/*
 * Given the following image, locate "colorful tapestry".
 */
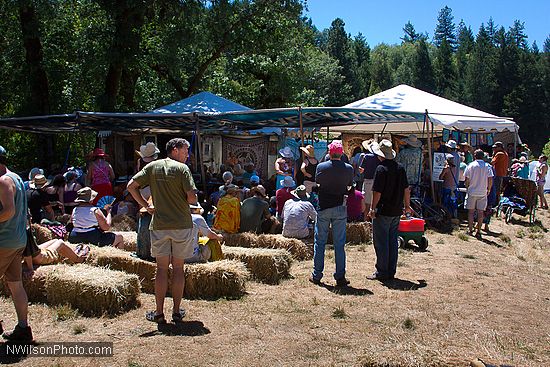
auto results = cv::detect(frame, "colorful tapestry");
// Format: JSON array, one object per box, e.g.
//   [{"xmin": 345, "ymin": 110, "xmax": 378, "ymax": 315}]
[{"xmin": 222, "ymin": 137, "xmax": 269, "ymax": 178}]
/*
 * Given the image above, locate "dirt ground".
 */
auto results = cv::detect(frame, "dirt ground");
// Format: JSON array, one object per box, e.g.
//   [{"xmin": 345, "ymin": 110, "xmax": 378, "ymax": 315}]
[{"xmin": 1, "ymin": 198, "xmax": 549, "ymax": 367}]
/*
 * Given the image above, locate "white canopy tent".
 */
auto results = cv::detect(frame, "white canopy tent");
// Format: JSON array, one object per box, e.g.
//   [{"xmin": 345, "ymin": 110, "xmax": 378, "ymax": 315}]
[{"xmin": 326, "ymin": 84, "xmax": 519, "ymax": 134}]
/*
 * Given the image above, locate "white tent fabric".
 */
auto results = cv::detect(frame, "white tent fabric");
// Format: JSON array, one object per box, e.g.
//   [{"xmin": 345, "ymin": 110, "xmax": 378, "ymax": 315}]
[{"xmin": 341, "ymin": 84, "xmax": 518, "ymax": 133}]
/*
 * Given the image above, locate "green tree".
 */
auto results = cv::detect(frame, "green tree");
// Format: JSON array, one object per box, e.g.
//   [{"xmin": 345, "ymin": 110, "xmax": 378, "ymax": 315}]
[
  {"xmin": 401, "ymin": 21, "xmax": 419, "ymax": 44},
  {"xmin": 455, "ymin": 20, "xmax": 475, "ymax": 102},
  {"xmin": 434, "ymin": 6, "xmax": 457, "ymax": 50},
  {"xmin": 434, "ymin": 38, "xmax": 455, "ymax": 98},
  {"xmin": 411, "ymin": 39, "xmax": 435, "ymax": 93}
]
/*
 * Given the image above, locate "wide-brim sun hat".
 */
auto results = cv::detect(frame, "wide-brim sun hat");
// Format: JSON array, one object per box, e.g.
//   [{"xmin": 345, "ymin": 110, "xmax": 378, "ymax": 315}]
[
  {"xmin": 361, "ymin": 139, "xmax": 375, "ymax": 152},
  {"xmin": 137, "ymin": 142, "xmax": 160, "ymax": 163},
  {"xmin": 74, "ymin": 187, "xmax": 98, "ymax": 203},
  {"xmin": 299, "ymin": 145, "xmax": 315, "ymax": 157},
  {"xmin": 280, "ymin": 176, "xmax": 296, "ymax": 188},
  {"xmin": 279, "ymin": 146, "xmax": 294, "ymax": 158},
  {"xmin": 29, "ymin": 174, "xmax": 50, "ymax": 189},
  {"xmin": 445, "ymin": 140, "xmax": 457, "ymax": 150},
  {"xmin": 250, "ymin": 185, "xmax": 266, "ymax": 197},
  {"xmin": 291, "ymin": 185, "xmax": 309, "ymax": 200},
  {"xmin": 189, "ymin": 203, "xmax": 205, "ymax": 214},
  {"xmin": 403, "ymin": 134, "xmax": 422, "ymax": 148},
  {"xmin": 92, "ymin": 147, "xmax": 108, "ymax": 158},
  {"xmin": 370, "ymin": 139, "xmax": 396, "ymax": 160}
]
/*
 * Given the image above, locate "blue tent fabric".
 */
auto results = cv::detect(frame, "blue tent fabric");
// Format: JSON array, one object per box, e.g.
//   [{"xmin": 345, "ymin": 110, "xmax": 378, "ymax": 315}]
[{"xmin": 151, "ymin": 91, "xmax": 251, "ymax": 114}]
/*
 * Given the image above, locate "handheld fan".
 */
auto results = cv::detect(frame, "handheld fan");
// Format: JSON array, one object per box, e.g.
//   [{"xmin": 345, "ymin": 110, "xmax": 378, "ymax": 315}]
[{"xmin": 96, "ymin": 195, "xmax": 116, "ymax": 208}]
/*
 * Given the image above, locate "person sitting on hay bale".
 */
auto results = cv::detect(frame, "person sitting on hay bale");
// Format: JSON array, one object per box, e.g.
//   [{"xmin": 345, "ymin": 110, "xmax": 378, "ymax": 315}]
[
  {"xmin": 23, "ymin": 238, "xmax": 89, "ymax": 272},
  {"xmin": 68, "ymin": 187, "xmax": 124, "ymax": 248},
  {"xmin": 185, "ymin": 204, "xmax": 224, "ymax": 263},
  {"xmin": 281, "ymin": 185, "xmax": 317, "ymax": 239},
  {"xmin": 240, "ymin": 185, "xmax": 271, "ymax": 234},
  {"xmin": 346, "ymin": 182, "xmax": 365, "ymax": 222},
  {"xmin": 213, "ymin": 184, "xmax": 241, "ymax": 234}
]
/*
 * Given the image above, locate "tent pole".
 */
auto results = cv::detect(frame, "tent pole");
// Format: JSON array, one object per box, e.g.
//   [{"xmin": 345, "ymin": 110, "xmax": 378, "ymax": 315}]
[
  {"xmin": 513, "ymin": 123, "xmax": 517, "ymax": 158},
  {"xmin": 299, "ymin": 106, "xmax": 304, "ymax": 147},
  {"xmin": 194, "ymin": 113, "xmax": 208, "ymax": 196},
  {"xmin": 380, "ymin": 122, "xmax": 388, "ymax": 135},
  {"xmin": 425, "ymin": 110, "xmax": 435, "ymax": 203}
]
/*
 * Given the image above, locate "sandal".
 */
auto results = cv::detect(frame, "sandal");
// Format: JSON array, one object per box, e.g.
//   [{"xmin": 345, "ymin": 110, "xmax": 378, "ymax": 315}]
[
  {"xmin": 75, "ymin": 244, "xmax": 90, "ymax": 257},
  {"xmin": 145, "ymin": 311, "xmax": 166, "ymax": 324},
  {"xmin": 172, "ymin": 308, "xmax": 186, "ymax": 323}
]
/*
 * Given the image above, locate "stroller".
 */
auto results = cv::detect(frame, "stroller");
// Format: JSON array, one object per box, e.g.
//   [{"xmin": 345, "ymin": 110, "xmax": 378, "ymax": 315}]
[{"xmin": 496, "ymin": 177, "xmax": 537, "ymax": 224}]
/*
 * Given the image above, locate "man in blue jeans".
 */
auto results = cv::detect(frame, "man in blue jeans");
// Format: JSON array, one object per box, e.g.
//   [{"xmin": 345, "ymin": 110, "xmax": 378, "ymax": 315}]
[
  {"xmin": 367, "ymin": 139, "xmax": 412, "ymax": 281},
  {"xmin": 310, "ymin": 141, "xmax": 354, "ymax": 287}
]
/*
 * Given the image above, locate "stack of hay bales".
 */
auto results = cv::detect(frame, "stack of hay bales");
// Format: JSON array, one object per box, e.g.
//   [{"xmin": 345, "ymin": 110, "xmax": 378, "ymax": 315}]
[
  {"xmin": 111, "ymin": 214, "xmax": 137, "ymax": 232},
  {"xmin": 31, "ymin": 223, "xmax": 53, "ymax": 244},
  {"xmin": 345, "ymin": 222, "xmax": 372, "ymax": 244},
  {"xmin": 1, "ymin": 264, "xmax": 140, "ymax": 317},
  {"xmin": 87, "ymin": 246, "xmax": 249, "ymax": 299},
  {"xmin": 112, "ymin": 231, "xmax": 137, "ymax": 252},
  {"xmin": 224, "ymin": 233, "xmax": 312, "ymax": 261},
  {"xmin": 222, "ymin": 246, "xmax": 292, "ymax": 284}
]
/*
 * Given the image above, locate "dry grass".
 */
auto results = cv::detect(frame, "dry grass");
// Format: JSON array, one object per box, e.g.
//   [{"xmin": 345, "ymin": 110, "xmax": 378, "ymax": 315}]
[
  {"xmin": 1, "ymin": 194, "xmax": 549, "ymax": 367},
  {"xmin": 111, "ymin": 214, "xmax": 137, "ymax": 232},
  {"xmin": 222, "ymin": 246, "xmax": 292, "ymax": 284},
  {"xmin": 224, "ymin": 233, "xmax": 312, "ymax": 260}
]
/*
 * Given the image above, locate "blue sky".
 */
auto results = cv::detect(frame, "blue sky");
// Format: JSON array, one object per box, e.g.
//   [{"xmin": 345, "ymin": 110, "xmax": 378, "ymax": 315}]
[{"xmin": 305, "ymin": 0, "xmax": 550, "ymax": 48}]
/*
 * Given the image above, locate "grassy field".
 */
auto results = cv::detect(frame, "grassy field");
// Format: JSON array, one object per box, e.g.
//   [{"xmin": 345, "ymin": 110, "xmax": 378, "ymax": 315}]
[{"xmin": 1, "ymin": 200, "xmax": 549, "ymax": 366}]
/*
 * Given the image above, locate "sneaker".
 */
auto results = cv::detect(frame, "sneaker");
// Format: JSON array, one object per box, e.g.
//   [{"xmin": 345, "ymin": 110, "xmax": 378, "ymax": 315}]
[
  {"xmin": 308, "ymin": 276, "xmax": 321, "ymax": 285},
  {"xmin": 335, "ymin": 278, "xmax": 350, "ymax": 287},
  {"xmin": 366, "ymin": 273, "xmax": 393, "ymax": 281},
  {"xmin": 2, "ymin": 324, "xmax": 33, "ymax": 342}
]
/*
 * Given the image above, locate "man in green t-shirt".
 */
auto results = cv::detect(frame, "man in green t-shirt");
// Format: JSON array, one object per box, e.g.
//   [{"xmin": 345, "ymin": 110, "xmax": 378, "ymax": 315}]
[{"xmin": 128, "ymin": 138, "xmax": 197, "ymax": 324}]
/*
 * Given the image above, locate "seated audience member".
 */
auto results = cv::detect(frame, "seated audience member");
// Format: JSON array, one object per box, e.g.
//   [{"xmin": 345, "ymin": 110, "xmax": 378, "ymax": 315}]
[
  {"xmin": 185, "ymin": 204, "xmax": 224, "ymax": 263},
  {"xmin": 276, "ymin": 176, "xmax": 295, "ymax": 218},
  {"xmin": 44, "ymin": 174, "xmax": 66, "ymax": 216},
  {"xmin": 114, "ymin": 190, "xmax": 137, "ymax": 217},
  {"xmin": 27, "ymin": 174, "xmax": 55, "ymax": 223},
  {"xmin": 63, "ymin": 170, "xmax": 82, "ymax": 214},
  {"xmin": 308, "ymin": 184, "xmax": 320, "ymax": 211},
  {"xmin": 233, "ymin": 163, "xmax": 245, "ymax": 177},
  {"xmin": 213, "ymin": 184, "xmax": 241, "ymax": 234},
  {"xmin": 236, "ymin": 179, "xmax": 249, "ymax": 202},
  {"xmin": 242, "ymin": 163, "xmax": 259, "ymax": 187},
  {"xmin": 281, "ymin": 185, "xmax": 317, "ymax": 239},
  {"xmin": 268, "ymin": 196, "xmax": 277, "ymax": 216},
  {"xmin": 240, "ymin": 185, "xmax": 271, "ymax": 234},
  {"xmin": 245, "ymin": 175, "xmax": 261, "ymax": 199},
  {"xmin": 346, "ymin": 182, "xmax": 365, "ymax": 222},
  {"xmin": 68, "ymin": 187, "xmax": 123, "ymax": 248},
  {"xmin": 24, "ymin": 167, "xmax": 44, "ymax": 190},
  {"xmin": 23, "ymin": 239, "xmax": 89, "ymax": 269}
]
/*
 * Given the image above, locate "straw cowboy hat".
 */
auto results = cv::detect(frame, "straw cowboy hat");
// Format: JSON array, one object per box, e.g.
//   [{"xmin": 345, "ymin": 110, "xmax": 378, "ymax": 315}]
[
  {"xmin": 74, "ymin": 187, "xmax": 98, "ymax": 204},
  {"xmin": 189, "ymin": 203, "xmax": 204, "ymax": 215},
  {"xmin": 361, "ymin": 139, "xmax": 375, "ymax": 152},
  {"xmin": 445, "ymin": 140, "xmax": 458, "ymax": 149},
  {"xmin": 136, "ymin": 142, "xmax": 160, "ymax": 163},
  {"xmin": 280, "ymin": 176, "xmax": 296, "ymax": 188},
  {"xmin": 403, "ymin": 134, "xmax": 422, "ymax": 148},
  {"xmin": 370, "ymin": 139, "xmax": 396, "ymax": 160},
  {"xmin": 299, "ymin": 145, "xmax": 315, "ymax": 157},
  {"xmin": 250, "ymin": 185, "xmax": 266, "ymax": 197},
  {"xmin": 29, "ymin": 174, "xmax": 50, "ymax": 189},
  {"xmin": 291, "ymin": 185, "xmax": 309, "ymax": 200},
  {"xmin": 278, "ymin": 146, "xmax": 294, "ymax": 159}
]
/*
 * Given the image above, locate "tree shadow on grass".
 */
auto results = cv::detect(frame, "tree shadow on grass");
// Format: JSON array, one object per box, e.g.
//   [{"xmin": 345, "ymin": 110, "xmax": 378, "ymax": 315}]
[
  {"xmin": 380, "ymin": 278, "xmax": 427, "ymax": 291},
  {"xmin": 139, "ymin": 320, "xmax": 210, "ymax": 337},
  {"xmin": 320, "ymin": 283, "xmax": 373, "ymax": 296}
]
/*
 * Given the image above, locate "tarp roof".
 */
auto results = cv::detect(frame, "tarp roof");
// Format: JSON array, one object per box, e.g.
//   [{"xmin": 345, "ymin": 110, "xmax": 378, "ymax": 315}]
[
  {"xmin": 0, "ymin": 107, "xmax": 425, "ymax": 134},
  {"xmin": 150, "ymin": 91, "xmax": 251, "ymax": 114},
  {"xmin": 329, "ymin": 84, "xmax": 518, "ymax": 134}
]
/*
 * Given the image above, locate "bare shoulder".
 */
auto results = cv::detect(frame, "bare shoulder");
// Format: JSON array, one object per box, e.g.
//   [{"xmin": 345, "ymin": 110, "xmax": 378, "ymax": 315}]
[{"xmin": 0, "ymin": 174, "xmax": 15, "ymax": 189}]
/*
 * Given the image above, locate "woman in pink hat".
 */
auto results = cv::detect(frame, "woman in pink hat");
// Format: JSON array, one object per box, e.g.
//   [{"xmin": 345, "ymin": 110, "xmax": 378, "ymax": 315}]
[{"xmin": 86, "ymin": 148, "xmax": 115, "ymax": 205}]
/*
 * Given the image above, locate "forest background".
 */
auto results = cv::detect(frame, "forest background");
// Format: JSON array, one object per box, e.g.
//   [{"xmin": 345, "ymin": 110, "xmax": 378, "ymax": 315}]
[{"xmin": 1, "ymin": 0, "xmax": 549, "ymax": 170}]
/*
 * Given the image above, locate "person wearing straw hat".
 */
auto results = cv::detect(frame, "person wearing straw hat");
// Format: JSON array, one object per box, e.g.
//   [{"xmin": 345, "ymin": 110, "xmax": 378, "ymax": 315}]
[
  {"xmin": 395, "ymin": 134, "xmax": 423, "ymax": 190},
  {"xmin": 68, "ymin": 187, "xmax": 124, "ymax": 248},
  {"xmin": 445, "ymin": 140, "xmax": 461, "ymax": 186},
  {"xmin": 275, "ymin": 146, "xmax": 295, "ymax": 190},
  {"xmin": 0, "ymin": 145, "xmax": 34, "ymax": 341},
  {"xmin": 127, "ymin": 137, "xmax": 197, "ymax": 324},
  {"xmin": 310, "ymin": 141, "xmax": 354, "ymax": 287},
  {"xmin": 185, "ymin": 203, "xmax": 224, "ymax": 263},
  {"xmin": 300, "ymin": 145, "xmax": 318, "ymax": 193},
  {"xmin": 367, "ymin": 139, "xmax": 412, "ymax": 281},
  {"xmin": 275, "ymin": 176, "xmax": 296, "ymax": 218},
  {"xmin": 26, "ymin": 174, "xmax": 55, "ymax": 224},
  {"xmin": 459, "ymin": 142, "xmax": 473, "ymax": 164},
  {"xmin": 358, "ymin": 138, "xmax": 381, "ymax": 218},
  {"xmin": 136, "ymin": 142, "xmax": 160, "ymax": 171},
  {"xmin": 281, "ymin": 185, "xmax": 317, "ymax": 239},
  {"xmin": 240, "ymin": 185, "xmax": 271, "ymax": 234},
  {"xmin": 86, "ymin": 147, "xmax": 115, "ymax": 205}
]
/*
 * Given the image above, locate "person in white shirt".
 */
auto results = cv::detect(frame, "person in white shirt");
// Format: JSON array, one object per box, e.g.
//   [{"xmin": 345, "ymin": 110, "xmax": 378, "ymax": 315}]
[
  {"xmin": 464, "ymin": 149, "xmax": 494, "ymax": 237},
  {"xmin": 281, "ymin": 185, "xmax": 317, "ymax": 239},
  {"xmin": 186, "ymin": 204, "xmax": 224, "ymax": 263}
]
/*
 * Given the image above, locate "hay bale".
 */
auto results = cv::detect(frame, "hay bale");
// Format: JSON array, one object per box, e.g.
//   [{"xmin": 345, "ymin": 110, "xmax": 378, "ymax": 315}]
[
  {"xmin": 87, "ymin": 245, "xmax": 156, "ymax": 293},
  {"xmin": 31, "ymin": 223, "xmax": 53, "ymax": 244},
  {"xmin": 111, "ymin": 214, "xmax": 137, "ymax": 232},
  {"xmin": 345, "ymin": 222, "xmax": 372, "ymax": 244},
  {"xmin": 45, "ymin": 264, "xmax": 140, "ymax": 317},
  {"xmin": 184, "ymin": 260, "xmax": 248, "ymax": 300},
  {"xmin": 0, "ymin": 266, "xmax": 55, "ymax": 303},
  {"xmin": 223, "ymin": 233, "xmax": 312, "ymax": 261},
  {"xmin": 112, "ymin": 231, "xmax": 137, "ymax": 252},
  {"xmin": 223, "ymin": 246, "xmax": 292, "ymax": 284}
]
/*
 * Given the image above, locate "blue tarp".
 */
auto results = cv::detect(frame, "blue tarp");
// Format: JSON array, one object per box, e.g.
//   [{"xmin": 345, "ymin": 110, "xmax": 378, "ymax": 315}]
[{"xmin": 151, "ymin": 91, "xmax": 251, "ymax": 114}]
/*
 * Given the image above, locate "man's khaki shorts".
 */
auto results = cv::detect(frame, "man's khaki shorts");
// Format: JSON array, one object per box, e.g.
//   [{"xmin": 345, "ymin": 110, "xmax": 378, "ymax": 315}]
[
  {"xmin": 150, "ymin": 228, "xmax": 195, "ymax": 260},
  {"xmin": 465, "ymin": 194, "xmax": 487, "ymax": 210},
  {"xmin": 0, "ymin": 247, "xmax": 24, "ymax": 282}
]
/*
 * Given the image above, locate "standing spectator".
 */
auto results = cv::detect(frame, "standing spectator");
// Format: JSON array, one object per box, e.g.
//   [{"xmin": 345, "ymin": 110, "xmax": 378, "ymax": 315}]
[
  {"xmin": 536, "ymin": 155, "xmax": 548, "ymax": 209},
  {"xmin": 275, "ymin": 147, "xmax": 295, "ymax": 190},
  {"xmin": 300, "ymin": 145, "xmax": 318, "ymax": 193},
  {"xmin": 367, "ymin": 139, "xmax": 411, "ymax": 281},
  {"xmin": 127, "ymin": 138, "xmax": 197, "ymax": 324},
  {"xmin": 491, "ymin": 141, "xmax": 509, "ymax": 195},
  {"xmin": 444, "ymin": 140, "xmax": 461, "ymax": 186},
  {"xmin": 136, "ymin": 142, "xmax": 160, "ymax": 172},
  {"xmin": 510, "ymin": 156, "xmax": 529, "ymax": 179},
  {"xmin": 213, "ymin": 184, "xmax": 241, "ymax": 234},
  {"xmin": 310, "ymin": 141, "xmax": 354, "ymax": 287},
  {"xmin": 282, "ymin": 185, "xmax": 317, "ymax": 239},
  {"xmin": 459, "ymin": 142, "xmax": 474, "ymax": 164},
  {"xmin": 86, "ymin": 148, "xmax": 115, "ymax": 205},
  {"xmin": 464, "ymin": 149, "xmax": 494, "ymax": 237},
  {"xmin": 276, "ymin": 176, "xmax": 295, "ymax": 218},
  {"xmin": 358, "ymin": 139, "xmax": 380, "ymax": 218},
  {"xmin": 395, "ymin": 134, "xmax": 423, "ymax": 189},
  {"xmin": 27, "ymin": 174, "xmax": 54, "ymax": 223},
  {"xmin": 240, "ymin": 185, "xmax": 270, "ymax": 234},
  {"xmin": 346, "ymin": 182, "xmax": 365, "ymax": 222},
  {"xmin": 439, "ymin": 154, "xmax": 458, "ymax": 218},
  {"xmin": 63, "ymin": 170, "xmax": 82, "ymax": 214},
  {"xmin": 0, "ymin": 145, "xmax": 33, "ymax": 341}
]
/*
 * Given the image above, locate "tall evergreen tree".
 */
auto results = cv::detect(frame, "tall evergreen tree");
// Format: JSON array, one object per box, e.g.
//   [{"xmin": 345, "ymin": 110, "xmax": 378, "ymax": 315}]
[
  {"xmin": 369, "ymin": 44, "xmax": 393, "ymax": 95},
  {"xmin": 434, "ymin": 6, "xmax": 457, "ymax": 50},
  {"xmin": 434, "ymin": 38, "xmax": 455, "ymax": 98},
  {"xmin": 401, "ymin": 21, "xmax": 419, "ymax": 44},
  {"xmin": 455, "ymin": 20, "xmax": 475, "ymax": 102},
  {"xmin": 326, "ymin": 18, "xmax": 354, "ymax": 104},
  {"xmin": 411, "ymin": 39, "xmax": 435, "ymax": 93},
  {"xmin": 352, "ymin": 33, "xmax": 371, "ymax": 98}
]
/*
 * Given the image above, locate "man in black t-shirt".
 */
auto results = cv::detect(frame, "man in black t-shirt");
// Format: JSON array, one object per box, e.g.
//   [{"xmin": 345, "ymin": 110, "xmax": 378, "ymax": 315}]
[
  {"xmin": 368, "ymin": 139, "xmax": 412, "ymax": 281},
  {"xmin": 310, "ymin": 141, "xmax": 354, "ymax": 287}
]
